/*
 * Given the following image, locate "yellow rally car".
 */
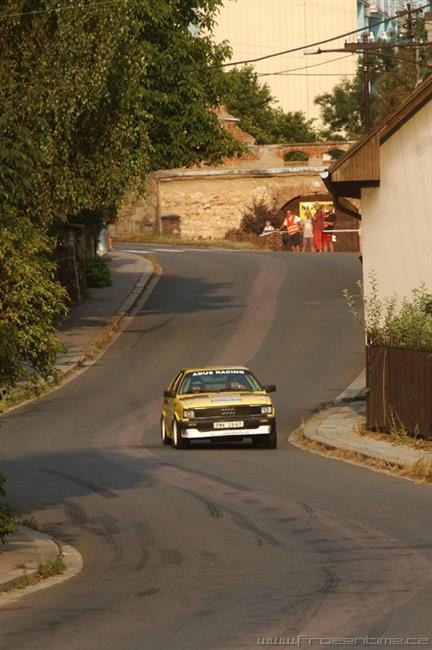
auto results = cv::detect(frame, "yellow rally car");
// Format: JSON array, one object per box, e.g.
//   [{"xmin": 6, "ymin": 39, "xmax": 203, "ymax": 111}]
[{"xmin": 161, "ymin": 366, "xmax": 277, "ymax": 449}]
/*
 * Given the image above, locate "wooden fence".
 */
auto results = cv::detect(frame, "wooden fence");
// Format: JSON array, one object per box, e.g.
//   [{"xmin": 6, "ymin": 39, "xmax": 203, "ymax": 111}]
[{"xmin": 366, "ymin": 345, "xmax": 432, "ymax": 440}]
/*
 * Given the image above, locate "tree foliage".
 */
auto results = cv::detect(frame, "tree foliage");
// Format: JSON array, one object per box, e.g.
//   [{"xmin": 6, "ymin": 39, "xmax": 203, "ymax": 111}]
[
  {"xmin": 314, "ymin": 12, "xmax": 432, "ymax": 139},
  {"xmin": 0, "ymin": 0, "xmax": 240, "ymax": 392},
  {"xmin": 0, "ymin": 472, "xmax": 17, "ymax": 546},
  {"xmin": 222, "ymin": 65, "xmax": 318, "ymax": 144},
  {"xmin": 314, "ymin": 69, "xmax": 369, "ymax": 140},
  {"xmin": 344, "ymin": 273, "xmax": 432, "ymax": 352}
]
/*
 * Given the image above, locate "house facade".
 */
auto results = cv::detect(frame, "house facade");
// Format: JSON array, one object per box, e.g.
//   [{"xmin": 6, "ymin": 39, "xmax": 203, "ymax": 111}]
[{"xmin": 323, "ymin": 74, "xmax": 432, "ymax": 302}]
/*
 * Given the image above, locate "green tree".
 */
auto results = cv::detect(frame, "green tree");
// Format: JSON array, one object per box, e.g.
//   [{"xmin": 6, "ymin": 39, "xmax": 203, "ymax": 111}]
[
  {"xmin": 222, "ymin": 65, "xmax": 318, "ymax": 143},
  {"xmin": 140, "ymin": 2, "xmax": 241, "ymax": 169},
  {"xmin": 0, "ymin": 472, "xmax": 16, "ymax": 546},
  {"xmin": 314, "ymin": 70, "xmax": 367, "ymax": 140},
  {"xmin": 314, "ymin": 12, "xmax": 432, "ymax": 138},
  {"xmin": 1, "ymin": 0, "xmax": 240, "ymax": 393}
]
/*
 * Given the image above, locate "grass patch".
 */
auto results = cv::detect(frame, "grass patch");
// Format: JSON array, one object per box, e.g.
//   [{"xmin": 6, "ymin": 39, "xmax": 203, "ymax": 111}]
[
  {"xmin": 296, "ymin": 429, "xmax": 432, "ymax": 484},
  {"xmin": 17, "ymin": 515, "xmax": 39, "ymax": 531},
  {"xmin": 354, "ymin": 421, "xmax": 432, "ymax": 454},
  {"xmin": 116, "ymin": 233, "xmax": 260, "ymax": 250},
  {"xmin": 37, "ymin": 557, "xmax": 66, "ymax": 579},
  {"xmin": 13, "ymin": 556, "xmax": 66, "ymax": 590}
]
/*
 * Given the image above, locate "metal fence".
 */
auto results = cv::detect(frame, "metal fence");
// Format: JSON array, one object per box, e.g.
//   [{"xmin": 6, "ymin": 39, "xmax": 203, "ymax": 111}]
[{"xmin": 366, "ymin": 345, "xmax": 432, "ymax": 440}]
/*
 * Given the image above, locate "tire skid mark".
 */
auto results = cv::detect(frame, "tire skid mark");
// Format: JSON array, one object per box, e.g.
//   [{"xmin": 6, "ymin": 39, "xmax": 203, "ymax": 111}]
[
  {"xmin": 63, "ymin": 500, "xmax": 90, "ymax": 528},
  {"xmin": 160, "ymin": 549, "xmax": 183, "ymax": 565},
  {"xmin": 123, "ymin": 447, "xmax": 432, "ymax": 638},
  {"xmin": 158, "ymin": 461, "xmax": 251, "ymax": 493},
  {"xmin": 223, "ymin": 505, "xmax": 284, "ymax": 548},
  {"xmin": 90, "ymin": 513, "xmax": 123, "ymax": 565},
  {"xmin": 134, "ymin": 523, "xmax": 154, "ymax": 571},
  {"xmin": 39, "ymin": 467, "xmax": 118, "ymax": 499},
  {"xmin": 94, "ymin": 512, "xmax": 121, "ymax": 535},
  {"xmin": 177, "ymin": 487, "xmax": 223, "ymax": 519},
  {"xmin": 135, "ymin": 587, "xmax": 160, "ymax": 598}
]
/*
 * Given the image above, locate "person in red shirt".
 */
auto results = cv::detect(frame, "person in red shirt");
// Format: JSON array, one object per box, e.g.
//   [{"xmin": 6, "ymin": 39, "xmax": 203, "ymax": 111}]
[
  {"xmin": 312, "ymin": 203, "xmax": 325, "ymax": 252},
  {"xmin": 323, "ymin": 209, "xmax": 336, "ymax": 252}
]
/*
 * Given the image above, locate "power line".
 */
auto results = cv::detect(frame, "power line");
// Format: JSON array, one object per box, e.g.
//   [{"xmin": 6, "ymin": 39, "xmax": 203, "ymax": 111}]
[
  {"xmin": 0, "ymin": 0, "xmax": 125, "ymax": 21},
  {"xmin": 221, "ymin": 2, "xmax": 431, "ymax": 68},
  {"xmin": 258, "ymin": 54, "xmax": 355, "ymax": 77}
]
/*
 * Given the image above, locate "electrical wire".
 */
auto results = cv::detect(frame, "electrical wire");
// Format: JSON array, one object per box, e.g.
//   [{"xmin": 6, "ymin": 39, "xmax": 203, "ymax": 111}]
[
  {"xmin": 0, "ymin": 0, "xmax": 125, "ymax": 21},
  {"xmin": 221, "ymin": 2, "xmax": 431, "ymax": 68},
  {"xmin": 258, "ymin": 53, "xmax": 355, "ymax": 77}
]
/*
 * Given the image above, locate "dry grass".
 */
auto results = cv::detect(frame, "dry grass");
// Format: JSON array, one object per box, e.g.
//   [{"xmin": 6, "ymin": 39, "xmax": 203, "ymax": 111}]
[
  {"xmin": 116, "ymin": 233, "xmax": 261, "ymax": 250},
  {"xmin": 354, "ymin": 422, "xmax": 432, "ymax": 453},
  {"xmin": 296, "ymin": 429, "xmax": 432, "ymax": 484}
]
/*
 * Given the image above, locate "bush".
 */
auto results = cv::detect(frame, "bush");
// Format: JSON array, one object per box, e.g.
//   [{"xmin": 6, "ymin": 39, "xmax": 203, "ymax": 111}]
[
  {"xmin": 0, "ymin": 473, "xmax": 17, "ymax": 546},
  {"xmin": 239, "ymin": 200, "xmax": 282, "ymax": 236},
  {"xmin": 344, "ymin": 272, "xmax": 432, "ymax": 351},
  {"xmin": 85, "ymin": 256, "xmax": 112, "ymax": 288},
  {"xmin": 283, "ymin": 151, "xmax": 309, "ymax": 162},
  {"xmin": 327, "ymin": 148, "xmax": 345, "ymax": 160}
]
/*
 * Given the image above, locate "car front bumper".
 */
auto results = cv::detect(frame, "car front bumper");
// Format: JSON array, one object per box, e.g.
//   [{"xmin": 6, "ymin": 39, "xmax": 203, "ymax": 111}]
[{"xmin": 180, "ymin": 417, "xmax": 274, "ymax": 439}]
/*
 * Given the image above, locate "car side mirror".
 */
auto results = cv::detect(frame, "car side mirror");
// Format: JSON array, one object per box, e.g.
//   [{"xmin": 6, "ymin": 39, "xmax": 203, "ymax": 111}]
[
  {"xmin": 263, "ymin": 384, "xmax": 276, "ymax": 393},
  {"xmin": 164, "ymin": 390, "xmax": 176, "ymax": 398}
]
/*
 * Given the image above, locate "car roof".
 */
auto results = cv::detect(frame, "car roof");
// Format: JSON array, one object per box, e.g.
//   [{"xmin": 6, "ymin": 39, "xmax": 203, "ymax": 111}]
[{"xmin": 181, "ymin": 366, "xmax": 250, "ymax": 374}]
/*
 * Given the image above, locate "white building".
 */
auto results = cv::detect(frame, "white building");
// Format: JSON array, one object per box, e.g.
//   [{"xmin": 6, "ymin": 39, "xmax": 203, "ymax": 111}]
[{"xmin": 323, "ymin": 74, "xmax": 432, "ymax": 303}]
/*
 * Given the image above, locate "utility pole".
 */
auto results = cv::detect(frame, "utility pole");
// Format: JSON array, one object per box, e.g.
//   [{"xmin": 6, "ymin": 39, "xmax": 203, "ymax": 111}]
[
  {"xmin": 361, "ymin": 32, "xmax": 371, "ymax": 133},
  {"xmin": 304, "ymin": 4, "xmax": 432, "ymax": 134}
]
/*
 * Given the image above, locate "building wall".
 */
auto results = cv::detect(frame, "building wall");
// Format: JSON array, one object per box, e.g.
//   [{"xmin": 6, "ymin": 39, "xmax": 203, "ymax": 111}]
[
  {"xmin": 361, "ymin": 101, "xmax": 432, "ymax": 302},
  {"xmin": 116, "ymin": 142, "xmax": 352, "ymax": 238},
  {"xmin": 212, "ymin": 0, "xmax": 358, "ymax": 120},
  {"xmin": 157, "ymin": 173, "xmax": 327, "ymax": 240}
]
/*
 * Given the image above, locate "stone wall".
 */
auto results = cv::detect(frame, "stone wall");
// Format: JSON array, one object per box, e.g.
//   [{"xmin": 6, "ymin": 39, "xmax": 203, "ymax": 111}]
[
  {"xmin": 116, "ymin": 141, "xmax": 352, "ymax": 240},
  {"xmin": 152, "ymin": 171, "xmax": 327, "ymax": 240}
]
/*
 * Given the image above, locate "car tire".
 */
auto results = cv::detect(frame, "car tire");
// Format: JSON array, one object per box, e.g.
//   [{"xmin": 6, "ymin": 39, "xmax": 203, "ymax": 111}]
[
  {"xmin": 161, "ymin": 417, "xmax": 171, "ymax": 445},
  {"xmin": 172, "ymin": 419, "xmax": 188, "ymax": 449},
  {"xmin": 263, "ymin": 424, "xmax": 277, "ymax": 449}
]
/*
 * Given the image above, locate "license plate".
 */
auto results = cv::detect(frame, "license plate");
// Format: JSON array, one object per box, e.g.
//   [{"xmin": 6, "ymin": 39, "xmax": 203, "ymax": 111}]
[{"xmin": 214, "ymin": 421, "xmax": 244, "ymax": 429}]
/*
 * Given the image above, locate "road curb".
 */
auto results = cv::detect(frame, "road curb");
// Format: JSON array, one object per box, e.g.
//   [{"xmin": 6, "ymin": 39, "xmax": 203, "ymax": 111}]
[
  {"xmin": 289, "ymin": 371, "xmax": 432, "ymax": 479},
  {"xmin": 0, "ymin": 527, "xmax": 83, "ymax": 601}
]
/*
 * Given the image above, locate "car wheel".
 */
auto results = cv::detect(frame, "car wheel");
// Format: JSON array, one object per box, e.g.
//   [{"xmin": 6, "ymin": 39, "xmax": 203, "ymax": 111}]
[
  {"xmin": 161, "ymin": 417, "xmax": 171, "ymax": 445},
  {"xmin": 263, "ymin": 424, "xmax": 277, "ymax": 449},
  {"xmin": 172, "ymin": 419, "xmax": 188, "ymax": 449}
]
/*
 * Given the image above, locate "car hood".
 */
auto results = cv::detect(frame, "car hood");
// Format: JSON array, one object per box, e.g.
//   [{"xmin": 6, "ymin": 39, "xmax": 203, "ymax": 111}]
[{"xmin": 180, "ymin": 392, "xmax": 272, "ymax": 408}]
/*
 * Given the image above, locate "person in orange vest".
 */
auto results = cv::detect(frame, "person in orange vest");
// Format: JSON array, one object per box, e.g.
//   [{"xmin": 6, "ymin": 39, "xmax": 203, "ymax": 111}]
[{"xmin": 280, "ymin": 209, "xmax": 302, "ymax": 252}]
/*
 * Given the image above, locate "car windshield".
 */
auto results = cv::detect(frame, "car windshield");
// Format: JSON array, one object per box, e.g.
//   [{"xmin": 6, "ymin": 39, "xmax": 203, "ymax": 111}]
[{"xmin": 179, "ymin": 369, "xmax": 262, "ymax": 395}]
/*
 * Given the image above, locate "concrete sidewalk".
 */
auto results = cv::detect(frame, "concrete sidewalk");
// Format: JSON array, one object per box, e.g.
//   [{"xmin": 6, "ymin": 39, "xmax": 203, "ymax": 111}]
[
  {"xmin": 56, "ymin": 251, "xmax": 153, "ymax": 376},
  {"xmin": 290, "ymin": 371, "xmax": 432, "ymax": 477},
  {"xmin": 0, "ymin": 250, "xmax": 153, "ymax": 598}
]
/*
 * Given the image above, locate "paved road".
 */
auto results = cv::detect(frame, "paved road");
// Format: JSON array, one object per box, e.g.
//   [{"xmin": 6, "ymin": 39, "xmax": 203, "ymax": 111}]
[{"xmin": 1, "ymin": 248, "xmax": 431, "ymax": 649}]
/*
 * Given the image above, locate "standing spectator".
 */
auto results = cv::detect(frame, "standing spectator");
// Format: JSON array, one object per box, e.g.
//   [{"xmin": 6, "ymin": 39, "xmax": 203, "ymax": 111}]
[
  {"xmin": 312, "ymin": 203, "xmax": 325, "ymax": 252},
  {"xmin": 323, "ymin": 209, "xmax": 336, "ymax": 253},
  {"xmin": 281, "ymin": 209, "xmax": 302, "ymax": 252},
  {"xmin": 302, "ymin": 213, "xmax": 314, "ymax": 252}
]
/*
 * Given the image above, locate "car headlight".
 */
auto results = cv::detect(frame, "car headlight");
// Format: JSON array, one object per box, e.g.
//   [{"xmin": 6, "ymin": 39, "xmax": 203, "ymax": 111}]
[
  {"xmin": 261, "ymin": 406, "xmax": 272, "ymax": 414},
  {"xmin": 183, "ymin": 409, "xmax": 195, "ymax": 418}
]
